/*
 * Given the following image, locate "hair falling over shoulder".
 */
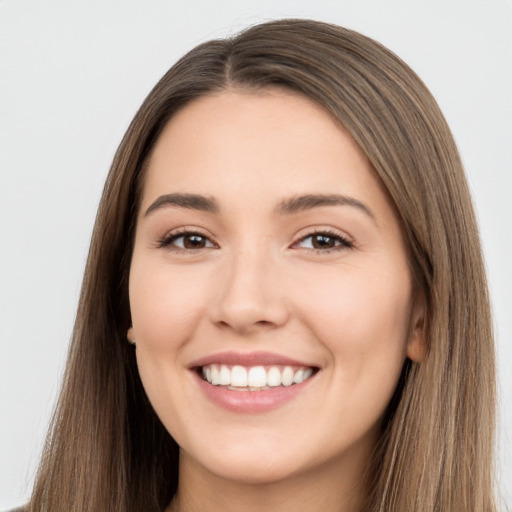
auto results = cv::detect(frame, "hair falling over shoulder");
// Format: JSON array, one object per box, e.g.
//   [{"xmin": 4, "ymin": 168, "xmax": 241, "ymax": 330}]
[{"xmin": 27, "ymin": 19, "xmax": 496, "ymax": 512}]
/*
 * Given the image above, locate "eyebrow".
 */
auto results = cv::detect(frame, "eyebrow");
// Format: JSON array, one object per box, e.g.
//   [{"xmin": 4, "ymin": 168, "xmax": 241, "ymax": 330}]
[
  {"xmin": 144, "ymin": 192, "xmax": 374, "ymax": 220},
  {"xmin": 145, "ymin": 193, "xmax": 219, "ymax": 216},
  {"xmin": 274, "ymin": 194, "xmax": 375, "ymax": 220}
]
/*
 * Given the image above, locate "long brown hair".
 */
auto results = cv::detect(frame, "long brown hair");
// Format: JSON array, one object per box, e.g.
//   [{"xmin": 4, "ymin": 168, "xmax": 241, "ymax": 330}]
[{"xmin": 28, "ymin": 19, "xmax": 496, "ymax": 511}]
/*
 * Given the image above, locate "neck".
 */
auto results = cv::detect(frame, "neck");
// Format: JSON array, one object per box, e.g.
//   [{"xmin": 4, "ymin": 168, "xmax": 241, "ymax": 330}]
[{"xmin": 167, "ymin": 444, "xmax": 373, "ymax": 512}]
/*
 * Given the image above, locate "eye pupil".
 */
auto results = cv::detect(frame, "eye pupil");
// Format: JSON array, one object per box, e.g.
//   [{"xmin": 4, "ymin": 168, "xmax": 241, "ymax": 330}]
[
  {"xmin": 184, "ymin": 235, "xmax": 206, "ymax": 249},
  {"xmin": 313, "ymin": 234, "xmax": 336, "ymax": 249}
]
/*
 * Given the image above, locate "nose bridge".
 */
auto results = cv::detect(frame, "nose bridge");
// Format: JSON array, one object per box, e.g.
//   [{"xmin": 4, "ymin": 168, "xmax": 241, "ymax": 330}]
[{"xmin": 211, "ymin": 237, "xmax": 288, "ymax": 333}]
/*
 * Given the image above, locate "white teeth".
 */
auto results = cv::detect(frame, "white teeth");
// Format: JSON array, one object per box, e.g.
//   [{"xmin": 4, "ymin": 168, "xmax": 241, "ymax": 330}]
[
  {"xmin": 267, "ymin": 366, "xmax": 281, "ymax": 387},
  {"xmin": 231, "ymin": 365, "xmax": 248, "ymax": 387},
  {"xmin": 211, "ymin": 365, "xmax": 220, "ymax": 385},
  {"xmin": 293, "ymin": 368, "xmax": 305, "ymax": 384},
  {"xmin": 219, "ymin": 364, "xmax": 231, "ymax": 385},
  {"xmin": 248, "ymin": 366, "xmax": 267, "ymax": 387},
  {"xmin": 201, "ymin": 364, "xmax": 315, "ymax": 389},
  {"xmin": 281, "ymin": 366, "xmax": 294, "ymax": 386}
]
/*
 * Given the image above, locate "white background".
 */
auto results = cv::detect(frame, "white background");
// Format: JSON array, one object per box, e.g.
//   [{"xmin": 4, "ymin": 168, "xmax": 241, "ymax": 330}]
[{"xmin": 0, "ymin": 1, "xmax": 510, "ymax": 509}]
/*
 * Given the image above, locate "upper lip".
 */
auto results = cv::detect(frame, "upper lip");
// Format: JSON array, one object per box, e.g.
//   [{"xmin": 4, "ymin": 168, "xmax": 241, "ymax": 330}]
[{"xmin": 189, "ymin": 351, "xmax": 317, "ymax": 369}]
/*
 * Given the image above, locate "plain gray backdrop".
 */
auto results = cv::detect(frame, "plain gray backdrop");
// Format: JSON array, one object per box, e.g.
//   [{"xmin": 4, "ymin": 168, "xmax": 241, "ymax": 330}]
[{"xmin": 1, "ymin": 0, "xmax": 511, "ymax": 509}]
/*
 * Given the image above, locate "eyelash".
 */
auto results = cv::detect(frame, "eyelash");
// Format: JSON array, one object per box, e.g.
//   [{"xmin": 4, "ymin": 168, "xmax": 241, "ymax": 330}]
[
  {"xmin": 157, "ymin": 228, "xmax": 215, "ymax": 252},
  {"xmin": 157, "ymin": 228, "xmax": 354, "ymax": 254},
  {"xmin": 292, "ymin": 229, "xmax": 354, "ymax": 253}
]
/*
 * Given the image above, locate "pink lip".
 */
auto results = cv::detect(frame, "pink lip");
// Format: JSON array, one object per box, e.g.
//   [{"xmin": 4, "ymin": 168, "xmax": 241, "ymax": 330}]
[
  {"xmin": 193, "ymin": 373, "xmax": 315, "ymax": 413},
  {"xmin": 189, "ymin": 351, "xmax": 315, "ymax": 369},
  {"xmin": 189, "ymin": 351, "xmax": 318, "ymax": 414}
]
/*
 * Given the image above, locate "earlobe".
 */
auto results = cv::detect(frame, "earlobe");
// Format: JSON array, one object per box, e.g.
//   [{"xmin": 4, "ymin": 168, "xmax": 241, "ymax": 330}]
[
  {"xmin": 406, "ymin": 293, "xmax": 426, "ymax": 362},
  {"xmin": 127, "ymin": 327, "xmax": 136, "ymax": 346}
]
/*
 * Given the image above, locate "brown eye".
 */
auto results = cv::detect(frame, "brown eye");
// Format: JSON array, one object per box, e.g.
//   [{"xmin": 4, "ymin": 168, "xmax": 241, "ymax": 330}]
[
  {"xmin": 182, "ymin": 234, "xmax": 208, "ymax": 249},
  {"xmin": 295, "ymin": 231, "xmax": 353, "ymax": 252},
  {"xmin": 159, "ymin": 231, "xmax": 216, "ymax": 251},
  {"xmin": 311, "ymin": 234, "xmax": 337, "ymax": 249}
]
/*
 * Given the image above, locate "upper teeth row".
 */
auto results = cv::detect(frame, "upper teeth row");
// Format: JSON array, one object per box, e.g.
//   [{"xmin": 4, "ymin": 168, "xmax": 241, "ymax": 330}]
[{"xmin": 202, "ymin": 364, "xmax": 313, "ymax": 388}]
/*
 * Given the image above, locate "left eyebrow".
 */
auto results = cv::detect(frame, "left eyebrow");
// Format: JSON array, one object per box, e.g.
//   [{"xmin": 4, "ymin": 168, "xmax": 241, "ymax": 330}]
[{"xmin": 274, "ymin": 194, "xmax": 375, "ymax": 221}]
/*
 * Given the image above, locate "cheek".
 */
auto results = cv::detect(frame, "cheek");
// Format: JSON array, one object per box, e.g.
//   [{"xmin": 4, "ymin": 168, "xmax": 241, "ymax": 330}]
[
  {"xmin": 300, "ymin": 261, "xmax": 410, "ymax": 332},
  {"xmin": 294, "ymin": 260, "xmax": 412, "ymax": 385},
  {"xmin": 128, "ymin": 259, "xmax": 213, "ymax": 351},
  {"xmin": 296, "ymin": 266, "xmax": 412, "ymax": 440},
  {"xmin": 128, "ymin": 259, "xmax": 215, "ymax": 432}
]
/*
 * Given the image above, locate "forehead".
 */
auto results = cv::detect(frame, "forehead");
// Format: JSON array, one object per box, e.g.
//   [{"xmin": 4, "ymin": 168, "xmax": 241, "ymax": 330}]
[{"xmin": 140, "ymin": 89, "xmax": 394, "ymax": 224}]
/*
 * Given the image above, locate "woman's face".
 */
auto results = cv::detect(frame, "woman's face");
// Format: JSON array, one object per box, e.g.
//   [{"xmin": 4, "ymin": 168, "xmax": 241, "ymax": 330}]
[{"xmin": 128, "ymin": 89, "xmax": 424, "ymax": 485}]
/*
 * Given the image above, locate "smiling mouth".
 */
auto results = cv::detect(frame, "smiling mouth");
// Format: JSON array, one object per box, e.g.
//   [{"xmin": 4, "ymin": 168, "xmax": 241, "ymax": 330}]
[{"xmin": 198, "ymin": 364, "xmax": 317, "ymax": 391}]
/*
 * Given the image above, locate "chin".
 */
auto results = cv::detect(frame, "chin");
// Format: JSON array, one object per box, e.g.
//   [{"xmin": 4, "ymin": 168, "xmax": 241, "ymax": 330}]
[{"xmin": 195, "ymin": 452, "xmax": 312, "ymax": 486}]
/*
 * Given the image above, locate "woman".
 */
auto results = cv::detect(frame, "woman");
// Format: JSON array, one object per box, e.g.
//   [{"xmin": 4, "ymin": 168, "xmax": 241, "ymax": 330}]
[{"xmin": 25, "ymin": 19, "xmax": 496, "ymax": 512}]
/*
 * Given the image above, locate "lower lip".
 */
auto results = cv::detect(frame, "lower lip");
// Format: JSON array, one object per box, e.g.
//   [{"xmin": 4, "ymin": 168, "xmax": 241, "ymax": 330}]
[{"xmin": 193, "ymin": 371, "xmax": 315, "ymax": 413}]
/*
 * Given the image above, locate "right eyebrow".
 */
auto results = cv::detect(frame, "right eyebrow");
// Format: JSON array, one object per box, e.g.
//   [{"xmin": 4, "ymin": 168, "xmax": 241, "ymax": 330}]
[{"xmin": 144, "ymin": 193, "xmax": 219, "ymax": 217}]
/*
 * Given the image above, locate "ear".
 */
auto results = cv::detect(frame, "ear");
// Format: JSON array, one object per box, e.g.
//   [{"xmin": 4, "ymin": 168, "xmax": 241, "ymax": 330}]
[
  {"xmin": 127, "ymin": 326, "xmax": 136, "ymax": 345},
  {"xmin": 406, "ymin": 291, "xmax": 426, "ymax": 362}
]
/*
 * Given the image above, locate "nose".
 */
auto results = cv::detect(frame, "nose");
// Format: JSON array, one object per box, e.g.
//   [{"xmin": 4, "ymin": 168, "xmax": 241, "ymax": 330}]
[{"xmin": 209, "ymin": 248, "xmax": 290, "ymax": 335}]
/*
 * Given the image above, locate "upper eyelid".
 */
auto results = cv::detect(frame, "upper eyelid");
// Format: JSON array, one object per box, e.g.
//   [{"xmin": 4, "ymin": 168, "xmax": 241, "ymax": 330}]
[
  {"xmin": 160, "ymin": 226, "xmax": 349, "ymax": 239},
  {"xmin": 158, "ymin": 226, "xmax": 353, "ymax": 251},
  {"xmin": 292, "ymin": 226, "xmax": 353, "ymax": 243},
  {"xmin": 163, "ymin": 226, "xmax": 214, "ymax": 240},
  {"xmin": 292, "ymin": 231, "xmax": 353, "ymax": 250},
  {"xmin": 157, "ymin": 227, "xmax": 218, "ymax": 249}
]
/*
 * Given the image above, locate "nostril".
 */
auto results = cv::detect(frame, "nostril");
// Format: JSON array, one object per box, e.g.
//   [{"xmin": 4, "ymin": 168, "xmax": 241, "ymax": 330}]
[
  {"xmin": 213, "ymin": 316, "xmax": 283, "ymax": 333},
  {"xmin": 255, "ymin": 320, "xmax": 273, "ymax": 326}
]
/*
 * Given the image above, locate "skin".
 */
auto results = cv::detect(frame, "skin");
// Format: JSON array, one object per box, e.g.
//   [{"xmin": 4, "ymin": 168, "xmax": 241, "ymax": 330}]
[{"xmin": 128, "ymin": 88, "xmax": 424, "ymax": 512}]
